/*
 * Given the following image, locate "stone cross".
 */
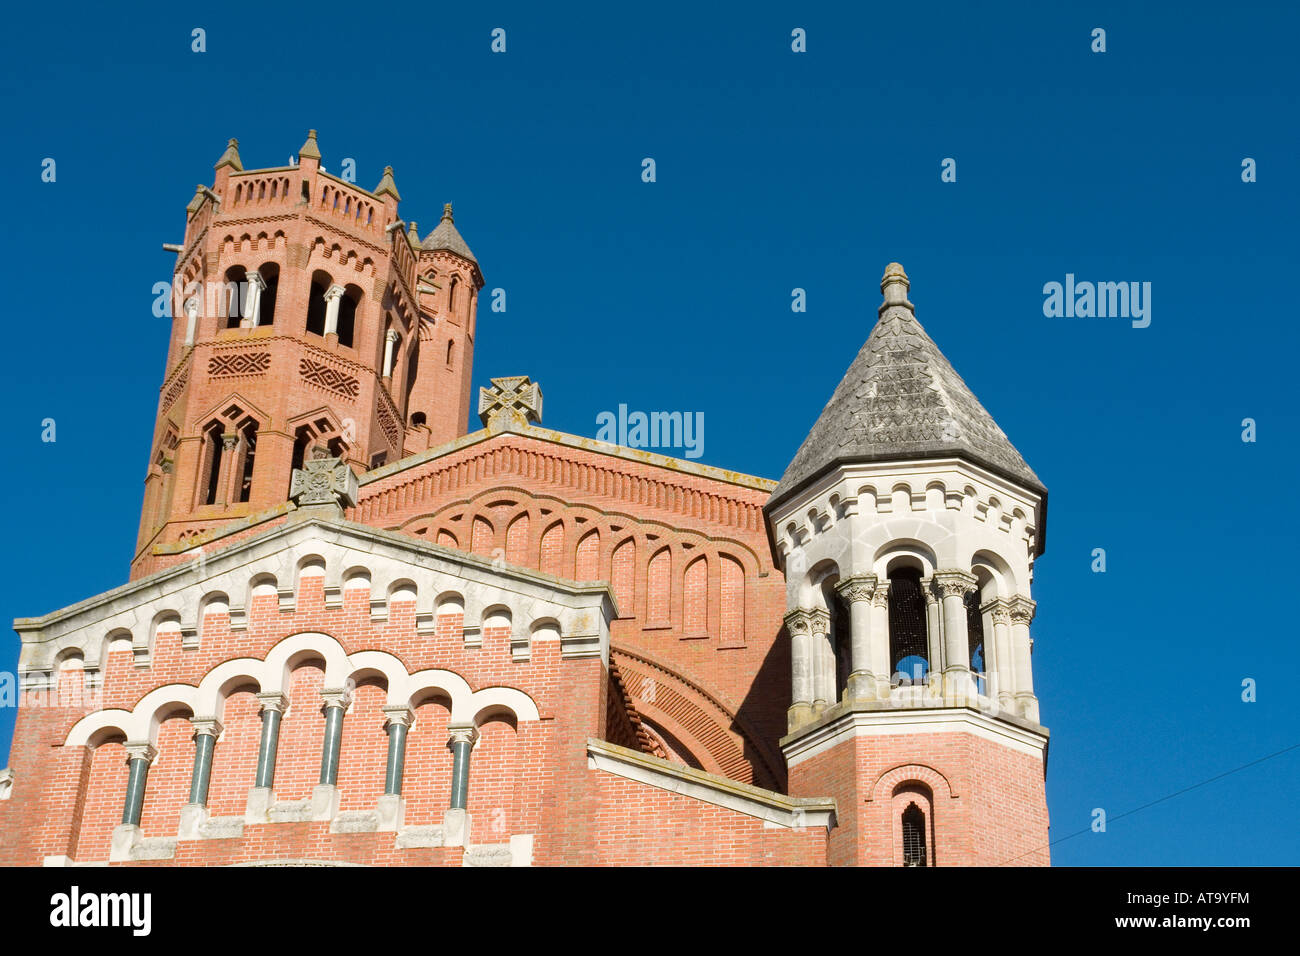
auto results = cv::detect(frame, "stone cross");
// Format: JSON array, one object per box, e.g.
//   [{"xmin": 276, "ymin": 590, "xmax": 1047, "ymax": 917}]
[
  {"xmin": 289, "ymin": 450, "xmax": 358, "ymax": 509},
  {"xmin": 478, "ymin": 375, "xmax": 543, "ymax": 431}
]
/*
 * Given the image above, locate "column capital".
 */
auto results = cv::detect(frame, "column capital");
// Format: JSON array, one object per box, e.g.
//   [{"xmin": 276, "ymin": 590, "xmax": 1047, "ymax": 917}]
[
  {"xmin": 1008, "ymin": 596, "xmax": 1037, "ymax": 625},
  {"xmin": 783, "ymin": 608, "xmax": 815, "ymax": 635},
  {"xmin": 932, "ymin": 568, "xmax": 978, "ymax": 598},
  {"xmin": 190, "ymin": 716, "xmax": 223, "ymax": 738},
  {"xmin": 988, "ymin": 601, "xmax": 1014, "ymax": 626},
  {"xmin": 256, "ymin": 691, "xmax": 289, "ymax": 714},
  {"xmin": 381, "ymin": 705, "xmax": 414, "ymax": 728},
  {"xmin": 870, "ymin": 584, "xmax": 890, "ymax": 608},
  {"xmin": 184, "ymin": 297, "xmax": 200, "ymax": 317},
  {"xmin": 447, "ymin": 724, "xmax": 479, "ymax": 748},
  {"xmin": 221, "ymin": 432, "xmax": 240, "ymax": 451},
  {"xmin": 834, "ymin": 574, "xmax": 877, "ymax": 603},
  {"xmin": 384, "ymin": 328, "xmax": 400, "ymax": 345},
  {"xmin": 319, "ymin": 686, "xmax": 353, "ymax": 710},
  {"xmin": 808, "ymin": 608, "xmax": 831, "ymax": 635},
  {"xmin": 245, "ymin": 269, "xmax": 267, "ymax": 291},
  {"xmin": 323, "ymin": 283, "xmax": 346, "ymax": 302},
  {"xmin": 123, "ymin": 741, "xmax": 158, "ymax": 765}
]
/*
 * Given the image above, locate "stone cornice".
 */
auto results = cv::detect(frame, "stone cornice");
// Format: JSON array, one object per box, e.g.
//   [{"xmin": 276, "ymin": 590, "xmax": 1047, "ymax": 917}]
[
  {"xmin": 586, "ymin": 739, "xmax": 836, "ymax": 830},
  {"xmin": 780, "ymin": 703, "xmax": 1050, "ymax": 768},
  {"xmin": 15, "ymin": 512, "xmax": 619, "ymax": 650},
  {"xmin": 360, "ymin": 422, "xmax": 776, "ymax": 494}
]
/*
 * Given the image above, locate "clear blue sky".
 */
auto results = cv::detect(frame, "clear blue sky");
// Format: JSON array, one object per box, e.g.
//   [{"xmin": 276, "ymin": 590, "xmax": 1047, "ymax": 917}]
[{"xmin": 1, "ymin": 1, "xmax": 1296, "ymax": 865}]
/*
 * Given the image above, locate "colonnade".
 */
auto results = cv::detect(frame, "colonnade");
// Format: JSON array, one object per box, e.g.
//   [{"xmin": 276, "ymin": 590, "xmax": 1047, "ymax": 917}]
[
  {"xmin": 785, "ymin": 570, "xmax": 1038, "ymax": 726},
  {"xmin": 116, "ymin": 687, "xmax": 482, "ymax": 828}
]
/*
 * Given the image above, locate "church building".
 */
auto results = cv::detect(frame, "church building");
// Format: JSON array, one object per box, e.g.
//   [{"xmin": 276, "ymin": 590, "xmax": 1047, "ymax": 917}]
[{"xmin": 0, "ymin": 133, "xmax": 1051, "ymax": 866}]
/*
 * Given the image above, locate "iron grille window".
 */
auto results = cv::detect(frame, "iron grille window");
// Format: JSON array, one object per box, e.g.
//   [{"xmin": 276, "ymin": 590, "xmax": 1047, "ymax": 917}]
[
  {"xmin": 888, "ymin": 568, "xmax": 929, "ymax": 680},
  {"xmin": 902, "ymin": 803, "xmax": 928, "ymax": 866}
]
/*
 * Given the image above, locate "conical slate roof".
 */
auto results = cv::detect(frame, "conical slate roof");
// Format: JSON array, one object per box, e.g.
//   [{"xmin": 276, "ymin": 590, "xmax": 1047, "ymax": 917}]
[
  {"xmin": 421, "ymin": 203, "xmax": 476, "ymax": 263},
  {"xmin": 770, "ymin": 263, "xmax": 1044, "ymax": 507}
]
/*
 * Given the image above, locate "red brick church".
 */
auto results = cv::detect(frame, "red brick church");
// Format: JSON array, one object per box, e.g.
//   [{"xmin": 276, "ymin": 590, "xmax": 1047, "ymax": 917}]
[{"xmin": 0, "ymin": 133, "xmax": 1051, "ymax": 866}]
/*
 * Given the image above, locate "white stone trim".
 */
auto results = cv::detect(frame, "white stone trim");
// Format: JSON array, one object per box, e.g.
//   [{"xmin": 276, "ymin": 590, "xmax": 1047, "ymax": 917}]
[
  {"xmin": 17, "ymin": 513, "xmax": 614, "ymax": 683},
  {"xmin": 587, "ymin": 739, "xmax": 835, "ymax": 830},
  {"xmin": 61, "ymin": 630, "xmax": 542, "ymax": 748},
  {"xmin": 782, "ymin": 706, "xmax": 1049, "ymax": 768}
]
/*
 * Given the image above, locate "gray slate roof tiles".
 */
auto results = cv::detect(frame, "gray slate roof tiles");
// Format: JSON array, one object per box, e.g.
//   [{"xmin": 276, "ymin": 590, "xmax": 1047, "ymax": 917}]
[{"xmin": 770, "ymin": 297, "xmax": 1044, "ymax": 506}]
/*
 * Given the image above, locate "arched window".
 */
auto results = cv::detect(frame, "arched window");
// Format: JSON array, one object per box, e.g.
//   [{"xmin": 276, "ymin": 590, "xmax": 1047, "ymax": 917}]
[
  {"xmin": 199, "ymin": 424, "xmax": 223, "ymax": 505},
  {"xmin": 410, "ymin": 412, "xmax": 427, "ymax": 427},
  {"xmin": 236, "ymin": 421, "xmax": 257, "ymax": 503},
  {"xmin": 224, "ymin": 266, "xmax": 247, "ymax": 329},
  {"xmin": 902, "ymin": 803, "xmax": 928, "ymax": 867},
  {"xmin": 306, "ymin": 278, "xmax": 327, "ymax": 336},
  {"xmin": 337, "ymin": 288, "xmax": 358, "ymax": 348},
  {"xmin": 966, "ymin": 590, "xmax": 987, "ymax": 694},
  {"xmin": 257, "ymin": 263, "xmax": 279, "ymax": 326},
  {"xmin": 448, "ymin": 276, "xmax": 459, "ymax": 312},
  {"xmin": 446, "ymin": 339, "xmax": 454, "ymax": 366},
  {"xmin": 824, "ymin": 582, "xmax": 852, "ymax": 701},
  {"xmin": 888, "ymin": 567, "xmax": 929, "ymax": 684}
]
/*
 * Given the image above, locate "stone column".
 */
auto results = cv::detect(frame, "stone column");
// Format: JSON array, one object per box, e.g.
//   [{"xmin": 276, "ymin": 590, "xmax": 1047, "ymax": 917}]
[
  {"xmin": 934, "ymin": 569, "xmax": 978, "ymax": 701},
  {"xmin": 785, "ymin": 609, "xmax": 814, "ymax": 729},
  {"xmin": 183, "ymin": 296, "xmax": 200, "ymax": 347},
  {"xmin": 869, "ymin": 584, "xmax": 891, "ymax": 696},
  {"xmin": 922, "ymin": 577, "xmax": 943, "ymax": 693},
  {"xmin": 322, "ymin": 284, "xmax": 345, "ymax": 339},
  {"xmin": 382, "ymin": 706, "xmax": 412, "ymax": 796},
  {"xmin": 809, "ymin": 608, "xmax": 832, "ymax": 712},
  {"xmin": 186, "ymin": 717, "xmax": 222, "ymax": 807},
  {"xmin": 110, "ymin": 741, "xmax": 158, "ymax": 861},
  {"xmin": 312, "ymin": 687, "xmax": 351, "ymax": 821},
  {"xmin": 120, "ymin": 742, "xmax": 158, "ymax": 827},
  {"xmin": 179, "ymin": 717, "xmax": 222, "ymax": 838},
  {"xmin": 988, "ymin": 601, "xmax": 1016, "ymax": 712},
  {"xmin": 1009, "ymin": 597, "xmax": 1039, "ymax": 721},
  {"xmin": 382, "ymin": 329, "xmax": 399, "ymax": 379},
  {"xmin": 836, "ymin": 575, "xmax": 878, "ymax": 700},
  {"xmin": 447, "ymin": 724, "xmax": 479, "ymax": 811},
  {"xmin": 215, "ymin": 433, "xmax": 239, "ymax": 507},
  {"xmin": 317, "ymin": 687, "xmax": 351, "ymax": 787},
  {"xmin": 242, "ymin": 270, "xmax": 266, "ymax": 328},
  {"xmin": 247, "ymin": 692, "xmax": 287, "ymax": 821},
  {"xmin": 377, "ymin": 706, "xmax": 413, "ymax": 832},
  {"xmin": 253, "ymin": 692, "xmax": 286, "ymax": 789}
]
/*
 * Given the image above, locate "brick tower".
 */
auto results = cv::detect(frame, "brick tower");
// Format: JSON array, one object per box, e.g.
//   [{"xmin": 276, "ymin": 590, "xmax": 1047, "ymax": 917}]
[
  {"xmin": 135, "ymin": 132, "xmax": 483, "ymax": 578},
  {"xmin": 765, "ymin": 263, "xmax": 1051, "ymax": 866}
]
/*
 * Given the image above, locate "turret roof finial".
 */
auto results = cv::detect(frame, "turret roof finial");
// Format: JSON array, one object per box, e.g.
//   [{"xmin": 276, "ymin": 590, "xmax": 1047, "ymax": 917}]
[
  {"xmin": 374, "ymin": 165, "xmax": 401, "ymax": 201},
  {"xmin": 214, "ymin": 138, "xmax": 242, "ymax": 172},
  {"xmin": 298, "ymin": 129, "xmax": 321, "ymax": 161},
  {"xmin": 880, "ymin": 262, "xmax": 911, "ymax": 311},
  {"xmin": 442, "ymin": 202, "xmax": 454, "ymax": 223}
]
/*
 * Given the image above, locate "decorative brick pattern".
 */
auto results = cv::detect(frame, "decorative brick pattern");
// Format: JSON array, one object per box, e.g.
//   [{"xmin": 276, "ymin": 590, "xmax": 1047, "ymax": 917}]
[
  {"xmin": 208, "ymin": 351, "xmax": 271, "ymax": 378},
  {"xmin": 298, "ymin": 357, "xmax": 359, "ymax": 399}
]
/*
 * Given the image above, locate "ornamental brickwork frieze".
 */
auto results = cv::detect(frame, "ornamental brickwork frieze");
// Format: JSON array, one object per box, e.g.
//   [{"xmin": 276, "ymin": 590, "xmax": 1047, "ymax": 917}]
[{"xmin": 208, "ymin": 351, "xmax": 271, "ymax": 378}]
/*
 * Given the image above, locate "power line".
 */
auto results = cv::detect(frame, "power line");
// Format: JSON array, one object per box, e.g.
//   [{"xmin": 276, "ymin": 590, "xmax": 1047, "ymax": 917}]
[{"xmin": 996, "ymin": 740, "xmax": 1300, "ymax": 866}]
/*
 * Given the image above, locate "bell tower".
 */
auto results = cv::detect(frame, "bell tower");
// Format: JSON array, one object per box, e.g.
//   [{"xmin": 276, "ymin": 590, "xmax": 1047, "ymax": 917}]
[
  {"xmin": 766, "ymin": 264, "xmax": 1051, "ymax": 866},
  {"xmin": 134, "ymin": 132, "xmax": 482, "ymax": 578}
]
